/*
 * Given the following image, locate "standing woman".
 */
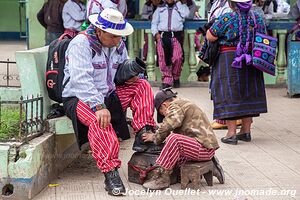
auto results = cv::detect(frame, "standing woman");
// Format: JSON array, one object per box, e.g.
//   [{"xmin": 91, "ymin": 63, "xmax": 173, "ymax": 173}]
[{"xmin": 206, "ymin": 0, "xmax": 268, "ymax": 145}]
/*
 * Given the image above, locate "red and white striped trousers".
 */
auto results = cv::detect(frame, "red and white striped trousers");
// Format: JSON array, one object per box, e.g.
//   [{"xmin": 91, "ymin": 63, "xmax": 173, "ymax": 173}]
[
  {"xmin": 156, "ymin": 38, "xmax": 183, "ymax": 85},
  {"xmin": 156, "ymin": 133, "xmax": 215, "ymax": 170},
  {"xmin": 76, "ymin": 79, "xmax": 156, "ymax": 173}
]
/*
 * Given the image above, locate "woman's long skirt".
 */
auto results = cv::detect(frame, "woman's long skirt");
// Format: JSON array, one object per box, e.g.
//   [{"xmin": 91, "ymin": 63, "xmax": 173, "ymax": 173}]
[{"xmin": 211, "ymin": 50, "xmax": 268, "ymax": 120}]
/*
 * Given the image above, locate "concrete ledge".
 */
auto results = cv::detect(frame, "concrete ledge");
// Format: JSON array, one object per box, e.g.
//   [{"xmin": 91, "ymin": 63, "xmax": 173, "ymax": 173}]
[
  {"xmin": 15, "ymin": 46, "xmax": 50, "ymax": 119},
  {"xmin": 45, "ymin": 116, "xmax": 74, "ymax": 135},
  {"xmin": 0, "ymin": 132, "xmax": 82, "ymax": 200}
]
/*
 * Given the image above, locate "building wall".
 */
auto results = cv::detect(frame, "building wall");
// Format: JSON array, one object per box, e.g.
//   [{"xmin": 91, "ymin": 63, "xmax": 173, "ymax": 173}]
[
  {"xmin": 27, "ymin": 0, "xmax": 46, "ymax": 49},
  {"xmin": 0, "ymin": 0, "xmax": 26, "ymax": 39}
]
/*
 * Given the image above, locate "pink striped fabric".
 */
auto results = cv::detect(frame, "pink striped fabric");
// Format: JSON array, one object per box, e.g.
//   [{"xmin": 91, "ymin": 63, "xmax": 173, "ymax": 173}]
[
  {"xmin": 63, "ymin": 29, "xmax": 78, "ymax": 38},
  {"xmin": 76, "ymin": 79, "xmax": 156, "ymax": 172},
  {"xmin": 142, "ymin": 33, "xmax": 148, "ymax": 61},
  {"xmin": 76, "ymin": 100, "xmax": 121, "ymax": 173},
  {"xmin": 156, "ymin": 38, "xmax": 183, "ymax": 85},
  {"xmin": 115, "ymin": 79, "xmax": 156, "ymax": 132},
  {"xmin": 215, "ymin": 119, "xmax": 226, "ymax": 125},
  {"xmin": 171, "ymin": 38, "xmax": 183, "ymax": 81},
  {"xmin": 156, "ymin": 133, "xmax": 215, "ymax": 170}
]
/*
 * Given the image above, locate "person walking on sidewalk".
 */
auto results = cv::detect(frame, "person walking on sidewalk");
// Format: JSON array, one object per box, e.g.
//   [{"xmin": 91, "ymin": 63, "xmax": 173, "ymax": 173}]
[
  {"xmin": 141, "ymin": 88, "xmax": 224, "ymax": 190},
  {"xmin": 61, "ymin": 8, "xmax": 157, "ymax": 195}
]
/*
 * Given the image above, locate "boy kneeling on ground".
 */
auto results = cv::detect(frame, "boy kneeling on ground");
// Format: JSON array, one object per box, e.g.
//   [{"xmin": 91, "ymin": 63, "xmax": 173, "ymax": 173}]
[{"xmin": 142, "ymin": 88, "xmax": 224, "ymax": 190}]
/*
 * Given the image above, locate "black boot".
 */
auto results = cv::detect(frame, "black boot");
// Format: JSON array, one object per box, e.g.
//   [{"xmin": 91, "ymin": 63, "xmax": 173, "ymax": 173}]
[
  {"xmin": 132, "ymin": 125, "xmax": 154, "ymax": 152},
  {"xmin": 173, "ymin": 80, "xmax": 180, "ymax": 88},
  {"xmin": 104, "ymin": 169, "xmax": 126, "ymax": 196}
]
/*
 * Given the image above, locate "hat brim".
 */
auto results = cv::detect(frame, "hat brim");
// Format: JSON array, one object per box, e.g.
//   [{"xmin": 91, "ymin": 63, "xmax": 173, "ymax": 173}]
[{"xmin": 89, "ymin": 14, "xmax": 134, "ymax": 36}]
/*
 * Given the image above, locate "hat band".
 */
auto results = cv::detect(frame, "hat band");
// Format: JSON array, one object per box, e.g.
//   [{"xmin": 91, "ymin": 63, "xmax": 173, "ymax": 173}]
[{"xmin": 96, "ymin": 15, "xmax": 127, "ymax": 30}]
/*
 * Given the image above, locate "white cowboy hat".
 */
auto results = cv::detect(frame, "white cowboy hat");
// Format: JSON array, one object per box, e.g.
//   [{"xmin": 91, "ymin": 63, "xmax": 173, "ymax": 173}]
[
  {"xmin": 230, "ymin": 0, "xmax": 252, "ymax": 2},
  {"xmin": 89, "ymin": 8, "xmax": 134, "ymax": 36}
]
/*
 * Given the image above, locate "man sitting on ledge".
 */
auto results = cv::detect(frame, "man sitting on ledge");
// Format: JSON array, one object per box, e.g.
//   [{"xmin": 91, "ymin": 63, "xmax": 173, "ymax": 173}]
[{"xmin": 61, "ymin": 8, "xmax": 157, "ymax": 196}]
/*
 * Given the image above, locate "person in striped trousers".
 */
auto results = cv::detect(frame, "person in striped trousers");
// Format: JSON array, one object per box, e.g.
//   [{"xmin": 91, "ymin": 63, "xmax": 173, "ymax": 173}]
[
  {"xmin": 62, "ymin": 9, "xmax": 156, "ymax": 196},
  {"xmin": 141, "ymin": 88, "xmax": 224, "ymax": 190},
  {"xmin": 151, "ymin": 0, "xmax": 189, "ymax": 89}
]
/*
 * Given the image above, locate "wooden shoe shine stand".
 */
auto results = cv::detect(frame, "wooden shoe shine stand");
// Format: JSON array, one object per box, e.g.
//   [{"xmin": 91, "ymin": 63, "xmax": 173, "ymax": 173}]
[{"xmin": 128, "ymin": 152, "xmax": 215, "ymax": 190}]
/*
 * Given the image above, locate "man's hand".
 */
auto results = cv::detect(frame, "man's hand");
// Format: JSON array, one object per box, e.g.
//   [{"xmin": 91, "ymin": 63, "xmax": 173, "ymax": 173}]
[
  {"xmin": 95, "ymin": 109, "xmax": 111, "ymax": 129},
  {"xmin": 155, "ymin": 33, "xmax": 161, "ymax": 41},
  {"xmin": 142, "ymin": 133, "xmax": 155, "ymax": 142}
]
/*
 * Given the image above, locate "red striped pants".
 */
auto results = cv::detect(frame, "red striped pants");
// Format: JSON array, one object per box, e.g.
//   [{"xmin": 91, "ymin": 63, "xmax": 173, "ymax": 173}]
[
  {"xmin": 76, "ymin": 79, "xmax": 156, "ymax": 173},
  {"xmin": 156, "ymin": 133, "xmax": 215, "ymax": 170},
  {"xmin": 156, "ymin": 38, "xmax": 183, "ymax": 85}
]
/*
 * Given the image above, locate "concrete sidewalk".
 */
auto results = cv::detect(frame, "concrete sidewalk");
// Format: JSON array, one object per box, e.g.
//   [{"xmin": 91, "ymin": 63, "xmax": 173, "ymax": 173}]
[{"xmin": 33, "ymin": 87, "xmax": 300, "ymax": 200}]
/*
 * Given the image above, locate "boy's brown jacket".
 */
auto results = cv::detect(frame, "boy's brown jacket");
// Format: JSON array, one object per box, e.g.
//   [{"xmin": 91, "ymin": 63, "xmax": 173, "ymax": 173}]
[{"xmin": 154, "ymin": 98, "xmax": 219, "ymax": 149}]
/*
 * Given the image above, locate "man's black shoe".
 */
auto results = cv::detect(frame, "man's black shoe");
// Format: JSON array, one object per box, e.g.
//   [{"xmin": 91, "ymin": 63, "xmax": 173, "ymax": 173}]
[
  {"xmin": 145, "ymin": 142, "xmax": 164, "ymax": 154},
  {"xmin": 132, "ymin": 131, "xmax": 148, "ymax": 152},
  {"xmin": 132, "ymin": 125, "xmax": 154, "ymax": 152},
  {"xmin": 104, "ymin": 169, "xmax": 126, "ymax": 196},
  {"xmin": 212, "ymin": 156, "xmax": 225, "ymax": 184}
]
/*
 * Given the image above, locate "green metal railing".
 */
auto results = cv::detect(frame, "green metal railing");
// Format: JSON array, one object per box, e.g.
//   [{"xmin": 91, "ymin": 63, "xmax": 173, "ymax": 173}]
[
  {"xmin": 0, "ymin": 95, "xmax": 44, "ymax": 143},
  {"xmin": 0, "ymin": 60, "xmax": 20, "ymax": 88}
]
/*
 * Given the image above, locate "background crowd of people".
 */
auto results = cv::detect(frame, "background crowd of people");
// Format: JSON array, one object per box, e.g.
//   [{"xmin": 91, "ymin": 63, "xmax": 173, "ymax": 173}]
[{"xmin": 37, "ymin": 0, "xmax": 300, "ymax": 130}]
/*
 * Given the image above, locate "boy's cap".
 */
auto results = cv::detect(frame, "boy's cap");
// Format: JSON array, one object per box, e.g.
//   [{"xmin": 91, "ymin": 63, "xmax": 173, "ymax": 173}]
[
  {"xmin": 154, "ymin": 87, "xmax": 177, "ymax": 110},
  {"xmin": 154, "ymin": 88, "xmax": 177, "ymax": 123},
  {"xmin": 154, "ymin": 88, "xmax": 177, "ymax": 122}
]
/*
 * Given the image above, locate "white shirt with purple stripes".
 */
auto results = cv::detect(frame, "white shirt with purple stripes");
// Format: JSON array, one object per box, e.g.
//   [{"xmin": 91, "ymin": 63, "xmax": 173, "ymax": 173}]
[
  {"xmin": 151, "ymin": 2, "xmax": 190, "ymax": 36},
  {"xmin": 86, "ymin": 0, "xmax": 127, "ymax": 17},
  {"xmin": 62, "ymin": 0, "xmax": 86, "ymax": 31},
  {"xmin": 208, "ymin": 0, "xmax": 231, "ymax": 21},
  {"xmin": 62, "ymin": 34, "xmax": 128, "ymax": 109}
]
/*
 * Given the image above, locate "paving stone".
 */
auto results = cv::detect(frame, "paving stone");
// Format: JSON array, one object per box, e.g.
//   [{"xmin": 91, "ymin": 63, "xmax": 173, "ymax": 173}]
[
  {"xmin": 55, "ymin": 182, "xmax": 94, "ymax": 196},
  {"xmin": 55, "ymin": 193, "xmax": 95, "ymax": 200}
]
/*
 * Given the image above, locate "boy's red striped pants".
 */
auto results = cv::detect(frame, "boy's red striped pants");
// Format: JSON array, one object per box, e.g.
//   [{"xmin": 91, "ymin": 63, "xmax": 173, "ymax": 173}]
[{"xmin": 156, "ymin": 133, "xmax": 215, "ymax": 169}]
